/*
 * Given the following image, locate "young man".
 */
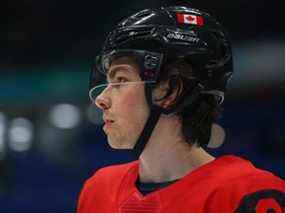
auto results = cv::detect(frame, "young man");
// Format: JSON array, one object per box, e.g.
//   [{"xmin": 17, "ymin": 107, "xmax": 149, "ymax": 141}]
[{"xmin": 78, "ymin": 6, "xmax": 285, "ymax": 213}]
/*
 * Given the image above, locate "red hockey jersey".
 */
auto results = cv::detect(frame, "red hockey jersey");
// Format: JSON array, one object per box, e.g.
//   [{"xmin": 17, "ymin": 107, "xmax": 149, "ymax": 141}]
[{"xmin": 77, "ymin": 155, "xmax": 285, "ymax": 213}]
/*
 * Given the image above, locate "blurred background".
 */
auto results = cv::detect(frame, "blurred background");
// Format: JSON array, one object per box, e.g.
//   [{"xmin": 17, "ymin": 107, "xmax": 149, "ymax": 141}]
[{"xmin": 1, "ymin": 0, "xmax": 285, "ymax": 212}]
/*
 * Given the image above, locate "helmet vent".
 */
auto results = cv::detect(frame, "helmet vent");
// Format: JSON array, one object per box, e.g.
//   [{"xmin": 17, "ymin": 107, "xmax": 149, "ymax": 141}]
[{"xmin": 113, "ymin": 27, "xmax": 155, "ymax": 45}]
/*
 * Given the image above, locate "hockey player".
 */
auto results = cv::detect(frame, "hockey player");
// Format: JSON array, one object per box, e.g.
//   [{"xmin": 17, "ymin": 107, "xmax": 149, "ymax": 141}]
[{"xmin": 78, "ymin": 6, "xmax": 285, "ymax": 213}]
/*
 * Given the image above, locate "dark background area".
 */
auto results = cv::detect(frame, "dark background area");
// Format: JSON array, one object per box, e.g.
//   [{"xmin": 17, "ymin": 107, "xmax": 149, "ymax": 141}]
[{"xmin": 1, "ymin": 0, "xmax": 284, "ymax": 212}]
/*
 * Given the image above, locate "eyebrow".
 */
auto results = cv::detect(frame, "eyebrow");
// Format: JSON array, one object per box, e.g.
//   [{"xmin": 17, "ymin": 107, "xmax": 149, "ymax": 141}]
[{"xmin": 107, "ymin": 65, "xmax": 132, "ymax": 80}]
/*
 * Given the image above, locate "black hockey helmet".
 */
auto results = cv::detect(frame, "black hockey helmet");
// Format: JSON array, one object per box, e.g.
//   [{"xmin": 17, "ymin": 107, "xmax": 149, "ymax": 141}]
[
  {"xmin": 90, "ymin": 6, "xmax": 233, "ymax": 156},
  {"xmin": 91, "ymin": 6, "xmax": 233, "ymax": 94}
]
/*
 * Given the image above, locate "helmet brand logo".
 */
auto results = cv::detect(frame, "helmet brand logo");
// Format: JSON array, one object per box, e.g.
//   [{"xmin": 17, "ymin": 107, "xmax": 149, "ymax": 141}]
[{"xmin": 166, "ymin": 32, "xmax": 199, "ymax": 43}]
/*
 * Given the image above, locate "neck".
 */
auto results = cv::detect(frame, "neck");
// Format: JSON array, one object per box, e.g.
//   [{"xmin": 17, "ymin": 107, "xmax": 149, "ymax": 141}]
[{"xmin": 138, "ymin": 114, "xmax": 215, "ymax": 183}]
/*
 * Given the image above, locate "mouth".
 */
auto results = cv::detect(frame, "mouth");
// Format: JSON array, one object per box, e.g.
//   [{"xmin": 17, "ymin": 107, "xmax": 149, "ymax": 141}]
[
  {"xmin": 105, "ymin": 119, "xmax": 114, "ymax": 124},
  {"xmin": 103, "ymin": 119, "xmax": 115, "ymax": 129},
  {"xmin": 103, "ymin": 117, "xmax": 114, "ymax": 123}
]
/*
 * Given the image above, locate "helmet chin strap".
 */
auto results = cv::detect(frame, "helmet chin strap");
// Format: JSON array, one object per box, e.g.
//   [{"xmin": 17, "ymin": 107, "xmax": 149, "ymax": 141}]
[
  {"xmin": 132, "ymin": 84, "xmax": 163, "ymax": 158},
  {"xmin": 132, "ymin": 81, "xmax": 197, "ymax": 158},
  {"xmin": 132, "ymin": 83, "xmax": 207, "ymax": 158},
  {"xmin": 133, "ymin": 105, "xmax": 162, "ymax": 158}
]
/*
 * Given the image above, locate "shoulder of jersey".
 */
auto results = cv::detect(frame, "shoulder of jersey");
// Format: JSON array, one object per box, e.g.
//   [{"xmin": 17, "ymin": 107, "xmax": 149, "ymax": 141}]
[
  {"xmin": 205, "ymin": 155, "xmax": 285, "ymax": 206},
  {"xmin": 206, "ymin": 156, "xmax": 285, "ymax": 212},
  {"xmin": 210, "ymin": 155, "xmax": 284, "ymax": 187}
]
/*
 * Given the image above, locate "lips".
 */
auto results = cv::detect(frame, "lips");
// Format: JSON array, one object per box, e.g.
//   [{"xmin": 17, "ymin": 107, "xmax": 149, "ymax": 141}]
[
  {"xmin": 103, "ymin": 117, "xmax": 114, "ymax": 124},
  {"xmin": 105, "ymin": 119, "xmax": 114, "ymax": 125},
  {"xmin": 103, "ymin": 116, "xmax": 114, "ymax": 130}
]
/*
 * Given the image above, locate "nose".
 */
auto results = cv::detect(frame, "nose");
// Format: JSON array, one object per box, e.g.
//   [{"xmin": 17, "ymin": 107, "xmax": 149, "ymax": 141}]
[{"xmin": 95, "ymin": 90, "xmax": 111, "ymax": 110}]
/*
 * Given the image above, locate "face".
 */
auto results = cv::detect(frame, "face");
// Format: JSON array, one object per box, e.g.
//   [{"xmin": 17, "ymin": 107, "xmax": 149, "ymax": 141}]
[{"xmin": 95, "ymin": 57, "xmax": 150, "ymax": 149}]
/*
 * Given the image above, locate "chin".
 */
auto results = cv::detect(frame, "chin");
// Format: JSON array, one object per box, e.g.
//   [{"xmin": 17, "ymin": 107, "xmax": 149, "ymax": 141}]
[{"xmin": 107, "ymin": 138, "xmax": 134, "ymax": 149}]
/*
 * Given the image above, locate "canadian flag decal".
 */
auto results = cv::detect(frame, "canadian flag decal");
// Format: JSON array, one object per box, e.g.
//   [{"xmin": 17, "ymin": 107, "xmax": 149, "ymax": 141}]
[{"xmin": 176, "ymin": 13, "xmax": 204, "ymax": 26}]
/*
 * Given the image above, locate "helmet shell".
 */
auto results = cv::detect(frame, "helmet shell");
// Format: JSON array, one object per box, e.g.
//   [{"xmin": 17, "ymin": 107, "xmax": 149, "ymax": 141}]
[{"xmin": 97, "ymin": 6, "xmax": 233, "ymax": 92}]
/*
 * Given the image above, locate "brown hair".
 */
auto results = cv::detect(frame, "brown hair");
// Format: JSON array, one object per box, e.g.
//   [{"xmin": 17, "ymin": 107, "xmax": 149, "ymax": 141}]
[{"xmin": 156, "ymin": 59, "xmax": 221, "ymax": 147}]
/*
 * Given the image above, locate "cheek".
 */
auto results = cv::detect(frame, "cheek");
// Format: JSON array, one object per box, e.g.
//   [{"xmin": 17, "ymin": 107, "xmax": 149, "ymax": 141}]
[
  {"xmin": 121, "ymin": 90, "xmax": 141, "ymax": 108},
  {"xmin": 115, "ymin": 89, "xmax": 149, "ymax": 125}
]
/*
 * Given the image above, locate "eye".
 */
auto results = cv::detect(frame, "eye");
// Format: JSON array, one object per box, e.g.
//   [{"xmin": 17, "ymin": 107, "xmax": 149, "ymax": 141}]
[
  {"xmin": 116, "ymin": 76, "xmax": 128, "ymax": 83},
  {"xmin": 109, "ymin": 76, "xmax": 129, "ymax": 89}
]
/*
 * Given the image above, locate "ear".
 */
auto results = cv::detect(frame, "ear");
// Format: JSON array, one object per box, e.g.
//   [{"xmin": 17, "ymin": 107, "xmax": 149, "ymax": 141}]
[{"xmin": 153, "ymin": 77, "xmax": 183, "ymax": 109}]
